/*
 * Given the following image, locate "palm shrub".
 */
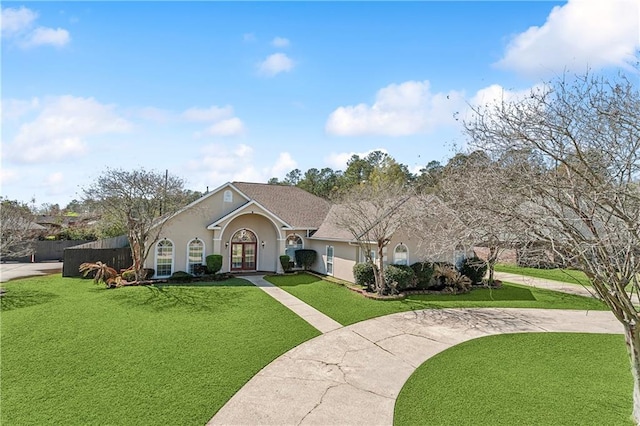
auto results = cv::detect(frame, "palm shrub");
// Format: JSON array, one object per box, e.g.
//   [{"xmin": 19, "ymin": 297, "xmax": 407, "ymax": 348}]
[
  {"xmin": 279, "ymin": 255, "xmax": 292, "ymax": 272},
  {"xmin": 353, "ymin": 262, "xmax": 376, "ymax": 291},
  {"xmin": 384, "ymin": 264, "xmax": 417, "ymax": 292},
  {"xmin": 432, "ymin": 263, "xmax": 472, "ymax": 293},
  {"xmin": 206, "ymin": 254, "xmax": 223, "ymax": 274},
  {"xmin": 294, "ymin": 249, "xmax": 317, "ymax": 270},
  {"xmin": 79, "ymin": 261, "xmax": 121, "ymax": 288},
  {"xmin": 411, "ymin": 262, "xmax": 435, "ymax": 289},
  {"xmin": 458, "ymin": 256, "xmax": 488, "ymax": 284}
]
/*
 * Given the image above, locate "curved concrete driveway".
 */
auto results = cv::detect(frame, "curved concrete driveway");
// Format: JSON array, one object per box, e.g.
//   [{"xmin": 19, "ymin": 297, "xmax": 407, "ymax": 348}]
[{"xmin": 209, "ymin": 307, "xmax": 623, "ymax": 425}]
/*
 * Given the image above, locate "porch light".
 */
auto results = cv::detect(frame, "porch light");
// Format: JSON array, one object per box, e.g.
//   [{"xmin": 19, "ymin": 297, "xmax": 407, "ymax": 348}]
[
  {"xmin": 261, "ymin": 241, "xmax": 265, "ymax": 248},
  {"xmin": 225, "ymin": 242, "xmax": 229, "ymax": 248}
]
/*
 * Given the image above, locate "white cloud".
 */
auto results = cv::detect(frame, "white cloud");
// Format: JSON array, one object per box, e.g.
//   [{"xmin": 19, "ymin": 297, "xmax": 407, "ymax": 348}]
[
  {"xmin": 271, "ymin": 36, "xmax": 290, "ymax": 48},
  {"xmin": 8, "ymin": 95, "xmax": 131, "ymax": 163},
  {"xmin": 134, "ymin": 106, "xmax": 174, "ymax": 123},
  {"xmin": 21, "ymin": 27, "xmax": 70, "ymax": 48},
  {"xmin": 1, "ymin": 97, "xmax": 41, "ymax": 121},
  {"xmin": 325, "ymin": 148, "xmax": 389, "ymax": 170},
  {"xmin": 325, "ymin": 80, "xmax": 464, "ymax": 136},
  {"xmin": 1, "ymin": 6, "xmax": 37, "ymax": 36},
  {"xmin": 186, "ymin": 145, "xmax": 297, "ymax": 187},
  {"xmin": 182, "ymin": 105, "xmax": 233, "ymax": 122},
  {"xmin": 470, "ymin": 83, "xmax": 547, "ymax": 109},
  {"xmin": 497, "ymin": 0, "xmax": 640, "ymax": 75},
  {"xmin": 270, "ymin": 152, "xmax": 297, "ymax": 177},
  {"xmin": 204, "ymin": 117, "xmax": 245, "ymax": 136},
  {"xmin": 0, "ymin": 168, "xmax": 20, "ymax": 186},
  {"xmin": 45, "ymin": 172, "xmax": 64, "ymax": 186},
  {"xmin": 258, "ymin": 53, "xmax": 295, "ymax": 77},
  {"xmin": 1, "ymin": 6, "xmax": 70, "ymax": 48}
]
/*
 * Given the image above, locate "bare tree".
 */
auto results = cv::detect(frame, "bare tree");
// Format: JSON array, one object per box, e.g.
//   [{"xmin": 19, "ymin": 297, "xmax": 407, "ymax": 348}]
[
  {"xmin": 332, "ymin": 181, "xmax": 413, "ymax": 295},
  {"xmin": 83, "ymin": 168, "xmax": 187, "ymax": 281},
  {"xmin": 465, "ymin": 71, "xmax": 640, "ymax": 421},
  {"xmin": 0, "ymin": 198, "xmax": 42, "ymax": 260},
  {"xmin": 434, "ymin": 151, "xmax": 528, "ymax": 284}
]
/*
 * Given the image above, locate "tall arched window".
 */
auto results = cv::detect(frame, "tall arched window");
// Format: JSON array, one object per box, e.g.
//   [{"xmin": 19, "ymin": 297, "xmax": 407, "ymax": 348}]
[
  {"xmin": 285, "ymin": 234, "xmax": 303, "ymax": 266},
  {"xmin": 393, "ymin": 243, "xmax": 408, "ymax": 266},
  {"xmin": 156, "ymin": 239, "xmax": 174, "ymax": 277},
  {"xmin": 187, "ymin": 238, "xmax": 205, "ymax": 274}
]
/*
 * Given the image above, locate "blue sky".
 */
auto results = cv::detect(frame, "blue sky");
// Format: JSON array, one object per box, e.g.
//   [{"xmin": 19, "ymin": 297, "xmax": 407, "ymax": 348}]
[{"xmin": 2, "ymin": 1, "xmax": 638, "ymax": 206}]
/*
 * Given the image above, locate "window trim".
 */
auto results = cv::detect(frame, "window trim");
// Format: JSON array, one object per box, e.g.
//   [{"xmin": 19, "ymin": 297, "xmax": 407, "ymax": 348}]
[
  {"xmin": 186, "ymin": 238, "xmax": 206, "ymax": 274},
  {"xmin": 285, "ymin": 233, "xmax": 304, "ymax": 266},
  {"xmin": 393, "ymin": 243, "xmax": 409, "ymax": 266},
  {"xmin": 155, "ymin": 238, "xmax": 175, "ymax": 278},
  {"xmin": 326, "ymin": 245, "xmax": 334, "ymax": 276}
]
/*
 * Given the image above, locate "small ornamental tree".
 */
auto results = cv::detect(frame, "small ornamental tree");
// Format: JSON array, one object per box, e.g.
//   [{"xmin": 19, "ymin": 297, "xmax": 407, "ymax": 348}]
[{"xmin": 206, "ymin": 254, "xmax": 223, "ymax": 274}]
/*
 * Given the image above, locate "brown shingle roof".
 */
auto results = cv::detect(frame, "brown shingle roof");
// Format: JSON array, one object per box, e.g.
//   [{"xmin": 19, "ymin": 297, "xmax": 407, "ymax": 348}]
[{"xmin": 232, "ymin": 182, "xmax": 331, "ymax": 229}]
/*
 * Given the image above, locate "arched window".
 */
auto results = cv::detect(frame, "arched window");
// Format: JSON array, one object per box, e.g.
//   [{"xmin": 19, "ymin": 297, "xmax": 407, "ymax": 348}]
[
  {"xmin": 285, "ymin": 234, "xmax": 303, "ymax": 266},
  {"xmin": 223, "ymin": 190, "xmax": 233, "ymax": 203},
  {"xmin": 156, "ymin": 239, "xmax": 174, "ymax": 277},
  {"xmin": 187, "ymin": 238, "xmax": 205, "ymax": 274},
  {"xmin": 393, "ymin": 243, "xmax": 408, "ymax": 266}
]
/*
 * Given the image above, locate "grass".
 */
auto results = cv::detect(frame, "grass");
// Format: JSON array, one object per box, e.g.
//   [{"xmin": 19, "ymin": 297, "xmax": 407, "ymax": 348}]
[
  {"xmin": 395, "ymin": 333, "xmax": 633, "ymax": 425},
  {"xmin": 1, "ymin": 275, "xmax": 320, "ymax": 425},
  {"xmin": 494, "ymin": 264, "xmax": 591, "ymax": 286},
  {"xmin": 265, "ymin": 273, "xmax": 608, "ymax": 326}
]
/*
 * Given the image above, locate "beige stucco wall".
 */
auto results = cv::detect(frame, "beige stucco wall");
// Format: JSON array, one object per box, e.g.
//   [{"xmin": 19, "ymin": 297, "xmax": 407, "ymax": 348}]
[
  {"xmin": 145, "ymin": 187, "xmax": 286, "ymax": 272},
  {"xmin": 305, "ymin": 239, "xmax": 358, "ymax": 283}
]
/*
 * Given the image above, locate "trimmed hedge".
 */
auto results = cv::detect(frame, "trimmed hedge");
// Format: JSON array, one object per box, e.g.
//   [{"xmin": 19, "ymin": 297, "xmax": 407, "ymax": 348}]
[
  {"xmin": 353, "ymin": 262, "xmax": 376, "ymax": 290},
  {"xmin": 385, "ymin": 264, "xmax": 416, "ymax": 291},
  {"xmin": 206, "ymin": 254, "xmax": 223, "ymax": 275},
  {"xmin": 279, "ymin": 255, "xmax": 292, "ymax": 272},
  {"xmin": 411, "ymin": 262, "xmax": 435, "ymax": 289},
  {"xmin": 295, "ymin": 249, "xmax": 317, "ymax": 270},
  {"xmin": 169, "ymin": 271, "xmax": 193, "ymax": 283},
  {"xmin": 458, "ymin": 256, "xmax": 488, "ymax": 284}
]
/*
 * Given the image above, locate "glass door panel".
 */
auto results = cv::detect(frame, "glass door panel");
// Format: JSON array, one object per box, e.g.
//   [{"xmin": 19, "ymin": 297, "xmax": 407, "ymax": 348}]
[
  {"xmin": 244, "ymin": 244, "xmax": 256, "ymax": 269},
  {"xmin": 231, "ymin": 244, "xmax": 243, "ymax": 270}
]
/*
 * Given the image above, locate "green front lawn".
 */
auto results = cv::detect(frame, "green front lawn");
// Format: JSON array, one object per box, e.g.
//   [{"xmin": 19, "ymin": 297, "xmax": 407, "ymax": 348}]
[
  {"xmin": 1, "ymin": 275, "xmax": 320, "ymax": 425},
  {"xmin": 395, "ymin": 333, "xmax": 632, "ymax": 425},
  {"xmin": 494, "ymin": 264, "xmax": 591, "ymax": 286},
  {"xmin": 265, "ymin": 273, "xmax": 608, "ymax": 326}
]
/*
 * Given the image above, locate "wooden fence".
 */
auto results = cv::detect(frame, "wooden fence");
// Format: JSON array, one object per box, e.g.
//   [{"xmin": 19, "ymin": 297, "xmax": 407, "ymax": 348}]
[
  {"xmin": 7, "ymin": 240, "xmax": 92, "ymax": 263},
  {"xmin": 63, "ymin": 236, "xmax": 132, "ymax": 277}
]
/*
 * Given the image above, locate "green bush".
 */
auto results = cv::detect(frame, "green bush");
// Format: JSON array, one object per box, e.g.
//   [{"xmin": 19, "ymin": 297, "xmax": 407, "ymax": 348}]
[
  {"xmin": 206, "ymin": 254, "xmax": 223, "ymax": 274},
  {"xmin": 121, "ymin": 270, "xmax": 136, "ymax": 281},
  {"xmin": 279, "ymin": 255, "xmax": 292, "ymax": 272},
  {"xmin": 353, "ymin": 262, "xmax": 376, "ymax": 290},
  {"xmin": 411, "ymin": 262, "xmax": 435, "ymax": 289},
  {"xmin": 458, "ymin": 256, "xmax": 488, "ymax": 284},
  {"xmin": 385, "ymin": 264, "xmax": 417, "ymax": 292},
  {"xmin": 294, "ymin": 249, "xmax": 317, "ymax": 270},
  {"xmin": 143, "ymin": 268, "xmax": 155, "ymax": 279},
  {"xmin": 169, "ymin": 271, "xmax": 193, "ymax": 283}
]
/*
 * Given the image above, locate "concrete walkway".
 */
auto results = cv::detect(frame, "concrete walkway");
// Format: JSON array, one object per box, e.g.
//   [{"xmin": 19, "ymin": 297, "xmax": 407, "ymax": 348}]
[
  {"xmin": 0, "ymin": 262, "xmax": 63, "ymax": 283},
  {"xmin": 493, "ymin": 271, "xmax": 598, "ymax": 298},
  {"xmin": 240, "ymin": 275, "xmax": 342, "ymax": 334},
  {"xmin": 209, "ymin": 307, "xmax": 623, "ymax": 425}
]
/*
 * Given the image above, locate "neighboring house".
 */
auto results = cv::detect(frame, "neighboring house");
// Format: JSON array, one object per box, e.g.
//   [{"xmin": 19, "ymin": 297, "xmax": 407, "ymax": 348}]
[{"xmin": 145, "ymin": 182, "xmax": 462, "ymax": 283}]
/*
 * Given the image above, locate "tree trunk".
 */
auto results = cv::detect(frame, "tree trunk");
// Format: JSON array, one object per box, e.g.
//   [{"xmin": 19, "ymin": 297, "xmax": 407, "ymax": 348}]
[
  {"xmin": 377, "ymin": 243, "xmax": 386, "ymax": 295},
  {"xmin": 487, "ymin": 245, "xmax": 498, "ymax": 285},
  {"xmin": 624, "ymin": 323, "xmax": 640, "ymax": 424}
]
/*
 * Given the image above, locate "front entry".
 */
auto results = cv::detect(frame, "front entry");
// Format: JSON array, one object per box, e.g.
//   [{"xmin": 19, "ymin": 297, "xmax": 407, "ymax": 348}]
[{"xmin": 230, "ymin": 229, "xmax": 258, "ymax": 272}]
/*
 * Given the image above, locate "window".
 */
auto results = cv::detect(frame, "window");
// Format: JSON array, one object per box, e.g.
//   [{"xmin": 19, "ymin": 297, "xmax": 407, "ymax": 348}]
[
  {"xmin": 394, "ymin": 244, "xmax": 408, "ymax": 265},
  {"xmin": 360, "ymin": 248, "xmax": 377, "ymax": 263},
  {"xmin": 156, "ymin": 239, "xmax": 173, "ymax": 277},
  {"xmin": 285, "ymin": 234, "xmax": 303, "ymax": 266},
  {"xmin": 187, "ymin": 239, "xmax": 205, "ymax": 274},
  {"xmin": 223, "ymin": 190, "xmax": 233, "ymax": 203},
  {"xmin": 326, "ymin": 245, "xmax": 334, "ymax": 275}
]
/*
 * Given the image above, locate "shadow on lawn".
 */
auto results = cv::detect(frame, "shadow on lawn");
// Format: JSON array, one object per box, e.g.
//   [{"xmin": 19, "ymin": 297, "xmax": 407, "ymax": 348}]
[
  {"xmin": 0, "ymin": 288, "xmax": 59, "ymax": 311},
  {"xmin": 109, "ymin": 282, "xmax": 251, "ymax": 313}
]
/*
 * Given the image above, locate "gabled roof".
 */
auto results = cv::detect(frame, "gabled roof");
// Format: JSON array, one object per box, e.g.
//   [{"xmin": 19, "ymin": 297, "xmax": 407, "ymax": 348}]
[{"xmin": 232, "ymin": 182, "xmax": 331, "ymax": 229}]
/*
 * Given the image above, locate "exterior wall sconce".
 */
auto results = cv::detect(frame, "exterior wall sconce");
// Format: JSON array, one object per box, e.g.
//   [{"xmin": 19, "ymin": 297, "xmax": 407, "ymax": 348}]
[
  {"xmin": 261, "ymin": 241, "xmax": 265, "ymax": 248},
  {"xmin": 225, "ymin": 242, "xmax": 229, "ymax": 248}
]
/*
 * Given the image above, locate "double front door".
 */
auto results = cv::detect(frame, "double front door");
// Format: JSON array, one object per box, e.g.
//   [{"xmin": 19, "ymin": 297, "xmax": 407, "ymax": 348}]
[{"xmin": 231, "ymin": 242, "xmax": 256, "ymax": 271}]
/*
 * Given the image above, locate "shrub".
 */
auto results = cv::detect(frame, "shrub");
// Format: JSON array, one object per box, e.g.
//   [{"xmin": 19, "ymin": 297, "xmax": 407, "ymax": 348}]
[
  {"xmin": 411, "ymin": 262, "xmax": 435, "ymax": 289},
  {"xmin": 353, "ymin": 262, "xmax": 376, "ymax": 290},
  {"xmin": 279, "ymin": 255, "xmax": 292, "ymax": 272},
  {"xmin": 295, "ymin": 249, "xmax": 317, "ymax": 270},
  {"xmin": 122, "ymin": 270, "xmax": 136, "ymax": 282},
  {"xmin": 458, "ymin": 256, "xmax": 488, "ymax": 284},
  {"xmin": 432, "ymin": 263, "xmax": 471, "ymax": 293},
  {"xmin": 193, "ymin": 264, "xmax": 207, "ymax": 276},
  {"xmin": 143, "ymin": 268, "xmax": 155, "ymax": 279},
  {"xmin": 206, "ymin": 254, "xmax": 223, "ymax": 274},
  {"xmin": 384, "ymin": 264, "xmax": 416, "ymax": 292},
  {"xmin": 169, "ymin": 271, "xmax": 193, "ymax": 283}
]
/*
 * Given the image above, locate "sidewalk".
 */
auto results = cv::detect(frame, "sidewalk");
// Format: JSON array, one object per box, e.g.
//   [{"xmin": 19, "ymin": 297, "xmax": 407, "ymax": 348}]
[
  {"xmin": 239, "ymin": 275, "xmax": 342, "ymax": 334},
  {"xmin": 493, "ymin": 271, "xmax": 597, "ymax": 298}
]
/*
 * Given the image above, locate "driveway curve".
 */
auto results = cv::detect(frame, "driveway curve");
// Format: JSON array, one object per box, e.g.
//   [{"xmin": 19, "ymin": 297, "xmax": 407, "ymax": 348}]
[{"xmin": 209, "ymin": 308, "xmax": 623, "ymax": 425}]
